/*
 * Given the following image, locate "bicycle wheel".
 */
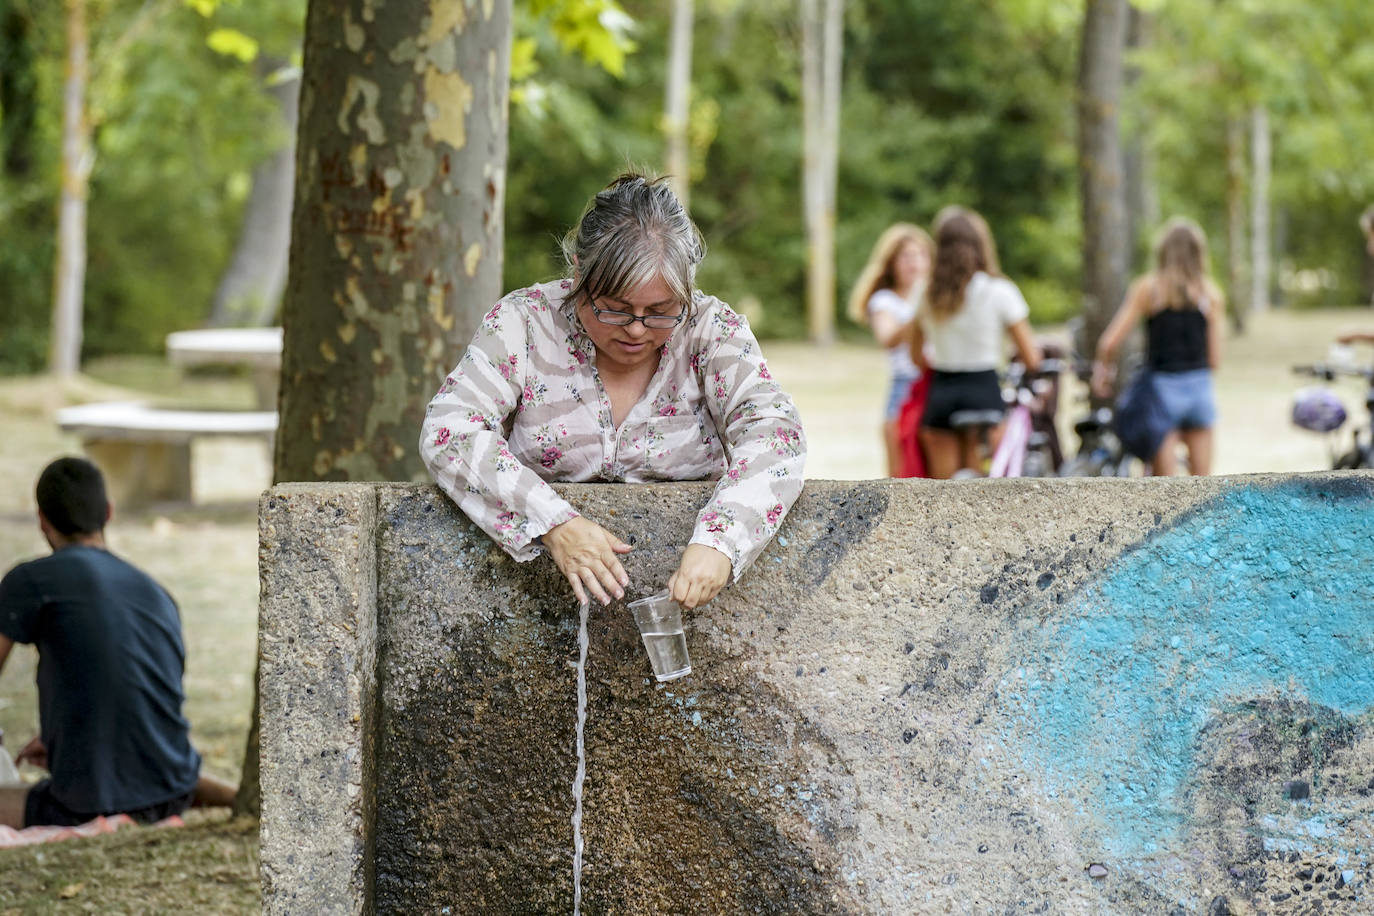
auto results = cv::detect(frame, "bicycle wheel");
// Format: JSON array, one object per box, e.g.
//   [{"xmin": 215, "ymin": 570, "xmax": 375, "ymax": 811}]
[
  {"xmin": 1110, "ymin": 455, "xmax": 1140, "ymax": 477},
  {"xmin": 1021, "ymin": 449, "xmax": 1051, "ymax": 478},
  {"xmin": 1334, "ymin": 448, "xmax": 1366, "ymax": 469},
  {"xmin": 1058, "ymin": 452, "xmax": 1109, "ymax": 477}
]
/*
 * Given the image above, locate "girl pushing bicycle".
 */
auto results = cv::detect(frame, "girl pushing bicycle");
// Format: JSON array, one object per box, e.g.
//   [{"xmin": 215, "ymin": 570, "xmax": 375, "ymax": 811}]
[
  {"xmin": 1091, "ymin": 218, "xmax": 1225, "ymax": 476},
  {"xmin": 907, "ymin": 207, "xmax": 1041, "ymax": 479}
]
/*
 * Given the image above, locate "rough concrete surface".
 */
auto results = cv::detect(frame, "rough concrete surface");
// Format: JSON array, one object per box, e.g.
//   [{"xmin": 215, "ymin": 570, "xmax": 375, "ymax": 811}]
[
  {"xmin": 260, "ymin": 475, "xmax": 1374, "ymax": 914},
  {"xmin": 259, "ymin": 484, "xmax": 378, "ymax": 915}
]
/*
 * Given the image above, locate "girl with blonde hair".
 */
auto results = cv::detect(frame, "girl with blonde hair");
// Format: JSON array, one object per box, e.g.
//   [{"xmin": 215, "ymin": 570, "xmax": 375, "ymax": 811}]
[
  {"xmin": 1092, "ymin": 217, "xmax": 1225, "ymax": 475},
  {"xmin": 847, "ymin": 223, "xmax": 934, "ymax": 476}
]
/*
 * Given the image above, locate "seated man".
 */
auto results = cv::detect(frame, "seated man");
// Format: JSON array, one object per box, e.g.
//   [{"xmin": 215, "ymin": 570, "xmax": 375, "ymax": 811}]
[{"xmin": 0, "ymin": 457, "xmax": 229, "ymax": 828}]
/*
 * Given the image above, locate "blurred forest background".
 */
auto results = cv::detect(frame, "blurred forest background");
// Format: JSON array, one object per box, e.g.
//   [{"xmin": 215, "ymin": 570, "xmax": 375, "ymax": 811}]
[{"xmin": 2, "ymin": 0, "xmax": 1373, "ymax": 374}]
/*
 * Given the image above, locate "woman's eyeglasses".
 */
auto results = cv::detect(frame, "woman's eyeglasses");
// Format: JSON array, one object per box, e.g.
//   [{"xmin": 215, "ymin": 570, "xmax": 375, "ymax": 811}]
[{"xmin": 589, "ymin": 297, "xmax": 685, "ymax": 329}]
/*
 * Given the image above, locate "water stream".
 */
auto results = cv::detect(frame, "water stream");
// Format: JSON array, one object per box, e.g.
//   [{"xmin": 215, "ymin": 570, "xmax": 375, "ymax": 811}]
[{"xmin": 572, "ymin": 599, "xmax": 590, "ymax": 915}]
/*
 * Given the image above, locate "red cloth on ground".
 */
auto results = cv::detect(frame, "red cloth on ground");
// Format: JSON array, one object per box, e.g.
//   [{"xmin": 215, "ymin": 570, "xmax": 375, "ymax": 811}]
[{"xmin": 894, "ymin": 373, "xmax": 931, "ymax": 478}]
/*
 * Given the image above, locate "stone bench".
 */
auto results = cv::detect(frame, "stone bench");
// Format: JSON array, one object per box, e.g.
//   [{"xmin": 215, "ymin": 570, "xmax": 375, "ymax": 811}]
[
  {"xmin": 57, "ymin": 401, "xmax": 277, "ymax": 509},
  {"xmin": 165, "ymin": 327, "xmax": 283, "ymax": 410},
  {"xmin": 259, "ymin": 475, "xmax": 1374, "ymax": 914}
]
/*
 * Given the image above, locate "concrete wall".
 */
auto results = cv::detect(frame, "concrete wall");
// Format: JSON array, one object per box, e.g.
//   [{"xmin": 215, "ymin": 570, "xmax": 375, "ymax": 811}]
[{"xmin": 259, "ymin": 475, "xmax": 1374, "ymax": 914}]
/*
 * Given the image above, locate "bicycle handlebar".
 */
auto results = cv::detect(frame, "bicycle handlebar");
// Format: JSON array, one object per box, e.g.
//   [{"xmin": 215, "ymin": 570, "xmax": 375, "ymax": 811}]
[
  {"xmin": 1005, "ymin": 358, "xmax": 1070, "ymax": 386},
  {"xmin": 1292, "ymin": 363, "xmax": 1374, "ymax": 382}
]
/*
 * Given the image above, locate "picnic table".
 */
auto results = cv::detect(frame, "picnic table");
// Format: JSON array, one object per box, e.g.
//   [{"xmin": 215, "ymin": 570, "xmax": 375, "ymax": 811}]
[
  {"xmin": 56, "ymin": 402, "xmax": 277, "ymax": 510},
  {"xmin": 52, "ymin": 327, "xmax": 283, "ymax": 510},
  {"xmin": 165, "ymin": 327, "xmax": 283, "ymax": 409}
]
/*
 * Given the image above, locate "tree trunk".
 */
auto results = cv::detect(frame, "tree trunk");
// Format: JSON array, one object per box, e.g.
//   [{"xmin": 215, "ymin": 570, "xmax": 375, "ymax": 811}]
[
  {"xmin": 208, "ymin": 62, "xmax": 300, "ymax": 328},
  {"xmin": 1364, "ymin": 208, "xmax": 1374, "ymax": 306},
  {"xmin": 663, "ymin": 0, "xmax": 692, "ymax": 211},
  {"xmin": 50, "ymin": 0, "xmax": 91, "ymax": 377},
  {"xmin": 821, "ymin": 0, "xmax": 841, "ymax": 224},
  {"xmin": 1249, "ymin": 103, "xmax": 1271, "ymax": 315},
  {"xmin": 229, "ymin": 656, "xmax": 261, "ymax": 818},
  {"xmin": 800, "ymin": 0, "xmax": 842, "ymax": 345},
  {"xmin": 1121, "ymin": 6, "xmax": 1154, "ymax": 272},
  {"xmin": 1225, "ymin": 112, "xmax": 1247, "ymax": 333},
  {"xmin": 274, "ymin": 0, "xmax": 511, "ymax": 483},
  {"xmin": 235, "ymin": 0, "xmax": 513, "ymax": 817},
  {"xmin": 1273, "ymin": 204, "xmax": 1288, "ymax": 308},
  {"xmin": 1076, "ymin": 0, "xmax": 1129, "ymax": 362}
]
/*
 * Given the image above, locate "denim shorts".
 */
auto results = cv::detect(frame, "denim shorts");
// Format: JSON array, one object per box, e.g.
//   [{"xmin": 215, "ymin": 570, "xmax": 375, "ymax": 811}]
[
  {"xmin": 884, "ymin": 372, "xmax": 920, "ymax": 421},
  {"xmin": 1151, "ymin": 368, "xmax": 1216, "ymax": 430}
]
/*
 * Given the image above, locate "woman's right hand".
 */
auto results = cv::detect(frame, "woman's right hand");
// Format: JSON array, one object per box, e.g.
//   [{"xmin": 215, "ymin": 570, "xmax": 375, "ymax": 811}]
[{"xmin": 543, "ymin": 516, "xmax": 633, "ymax": 606}]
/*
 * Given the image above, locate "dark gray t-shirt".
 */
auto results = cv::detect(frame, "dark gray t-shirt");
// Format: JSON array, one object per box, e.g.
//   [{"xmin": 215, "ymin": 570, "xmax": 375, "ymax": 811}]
[{"xmin": 0, "ymin": 545, "xmax": 201, "ymax": 814}]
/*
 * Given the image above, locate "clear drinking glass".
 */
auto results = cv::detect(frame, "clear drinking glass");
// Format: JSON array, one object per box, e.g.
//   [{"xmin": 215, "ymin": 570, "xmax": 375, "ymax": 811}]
[{"xmin": 627, "ymin": 591, "xmax": 691, "ymax": 682}]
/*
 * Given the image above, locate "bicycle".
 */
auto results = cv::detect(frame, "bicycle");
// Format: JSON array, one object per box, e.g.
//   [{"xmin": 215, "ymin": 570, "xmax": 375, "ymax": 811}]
[
  {"xmin": 1290, "ymin": 361, "xmax": 1374, "ymax": 469},
  {"xmin": 948, "ymin": 356, "xmax": 1068, "ymax": 478},
  {"xmin": 1057, "ymin": 360, "xmax": 1137, "ymax": 477}
]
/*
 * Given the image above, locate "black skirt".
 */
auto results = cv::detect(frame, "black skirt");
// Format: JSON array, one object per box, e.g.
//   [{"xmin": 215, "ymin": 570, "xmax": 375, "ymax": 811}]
[{"xmin": 920, "ymin": 369, "xmax": 1004, "ymax": 430}]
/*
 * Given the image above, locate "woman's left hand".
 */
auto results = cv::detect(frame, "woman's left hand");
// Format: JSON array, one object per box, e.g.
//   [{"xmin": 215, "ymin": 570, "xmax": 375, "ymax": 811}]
[
  {"xmin": 16, "ymin": 736, "xmax": 46, "ymax": 770},
  {"xmin": 1090, "ymin": 360, "xmax": 1115, "ymax": 399},
  {"xmin": 667, "ymin": 544, "xmax": 732, "ymax": 610}
]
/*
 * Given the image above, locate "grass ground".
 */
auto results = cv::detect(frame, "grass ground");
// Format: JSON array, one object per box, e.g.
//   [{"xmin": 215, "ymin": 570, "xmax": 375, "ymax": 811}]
[
  {"xmin": 0, "ymin": 306, "xmax": 1369, "ymax": 912},
  {"xmin": 0, "ymin": 368, "xmax": 264, "ymax": 914}
]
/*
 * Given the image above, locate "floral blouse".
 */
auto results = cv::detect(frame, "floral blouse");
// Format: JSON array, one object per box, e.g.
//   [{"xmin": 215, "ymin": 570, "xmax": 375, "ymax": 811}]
[{"xmin": 419, "ymin": 280, "xmax": 807, "ymax": 579}]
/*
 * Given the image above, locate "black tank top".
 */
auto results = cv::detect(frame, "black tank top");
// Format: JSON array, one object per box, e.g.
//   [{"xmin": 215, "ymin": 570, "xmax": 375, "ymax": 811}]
[{"xmin": 1146, "ymin": 304, "xmax": 1208, "ymax": 372}]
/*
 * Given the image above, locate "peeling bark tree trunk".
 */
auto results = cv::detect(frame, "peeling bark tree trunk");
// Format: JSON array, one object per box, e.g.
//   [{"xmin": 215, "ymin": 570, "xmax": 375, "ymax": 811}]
[
  {"xmin": 1077, "ymin": 0, "xmax": 1129, "ymax": 360},
  {"xmin": 801, "ymin": 0, "xmax": 842, "ymax": 345},
  {"xmin": 1225, "ymin": 112, "xmax": 1247, "ymax": 333},
  {"xmin": 208, "ymin": 62, "xmax": 299, "ymax": 328},
  {"xmin": 235, "ymin": 0, "xmax": 512, "ymax": 818},
  {"xmin": 274, "ymin": 0, "xmax": 511, "ymax": 483},
  {"xmin": 50, "ymin": 0, "xmax": 91, "ymax": 377},
  {"xmin": 664, "ymin": 0, "xmax": 692, "ymax": 211}
]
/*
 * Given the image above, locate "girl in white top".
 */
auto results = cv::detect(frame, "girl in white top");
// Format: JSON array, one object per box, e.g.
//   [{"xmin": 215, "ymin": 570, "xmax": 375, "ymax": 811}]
[
  {"xmin": 845, "ymin": 223, "xmax": 932, "ymax": 476},
  {"xmin": 908, "ymin": 208, "xmax": 1040, "ymax": 478}
]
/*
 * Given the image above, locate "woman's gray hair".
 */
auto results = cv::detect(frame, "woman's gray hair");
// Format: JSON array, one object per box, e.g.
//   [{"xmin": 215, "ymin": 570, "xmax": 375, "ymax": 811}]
[{"xmin": 561, "ymin": 173, "xmax": 706, "ymax": 313}]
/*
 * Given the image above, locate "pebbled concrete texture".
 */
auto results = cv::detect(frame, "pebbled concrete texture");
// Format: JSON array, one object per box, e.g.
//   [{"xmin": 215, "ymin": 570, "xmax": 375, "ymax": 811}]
[
  {"xmin": 258, "ymin": 484, "xmax": 378, "ymax": 916},
  {"xmin": 260, "ymin": 475, "xmax": 1374, "ymax": 914}
]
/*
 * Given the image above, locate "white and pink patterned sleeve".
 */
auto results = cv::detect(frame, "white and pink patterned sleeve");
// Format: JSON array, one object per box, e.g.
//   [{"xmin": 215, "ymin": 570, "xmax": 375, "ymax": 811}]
[
  {"xmin": 691, "ymin": 306, "xmax": 807, "ymax": 579},
  {"xmin": 419, "ymin": 298, "xmax": 579, "ymax": 561}
]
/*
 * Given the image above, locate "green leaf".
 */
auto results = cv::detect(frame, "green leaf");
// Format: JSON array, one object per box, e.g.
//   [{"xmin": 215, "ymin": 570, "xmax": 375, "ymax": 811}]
[
  {"xmin": 206, "ymin": 28, "xmax": 260, "ymax": 63},
  {"xmin": 531, "ymin": 0, "xmax": 638, "ymax": 78},
  {"xmin": 576, "ymin": 28, "xmax": 630, "ymax": 78},
  {"xmin": 511, "ymin": 37, "xmax": 540, "ymax": 82}
]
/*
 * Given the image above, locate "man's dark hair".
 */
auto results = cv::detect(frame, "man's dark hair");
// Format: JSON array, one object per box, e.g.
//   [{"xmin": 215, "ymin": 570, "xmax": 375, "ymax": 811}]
[{"xmin": 36, "ymin": 456, "xmax": 108, "ymax": 536}]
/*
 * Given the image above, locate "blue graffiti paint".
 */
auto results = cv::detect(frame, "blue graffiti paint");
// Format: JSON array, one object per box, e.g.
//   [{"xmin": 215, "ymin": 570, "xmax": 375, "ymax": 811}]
[{"xmin": 998, "ymin": 482, "xmax": 1374, "ymax": 859}]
